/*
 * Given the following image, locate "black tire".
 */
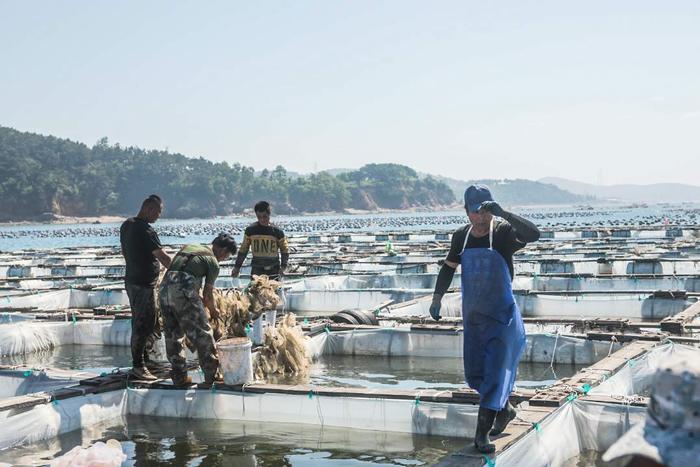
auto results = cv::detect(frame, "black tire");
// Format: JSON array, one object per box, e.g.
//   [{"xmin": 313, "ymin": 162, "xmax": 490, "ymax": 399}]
[
  {"xmin": 329, "ymin": 312, "xmax": 360, "ymax": 325},
  {"xmin": 362, "ymin": 310, "xmax": 380, "ymax": 326},
  {"xmin": 345, "ymin": 309, "xmax": 378, "ymax": 326}
]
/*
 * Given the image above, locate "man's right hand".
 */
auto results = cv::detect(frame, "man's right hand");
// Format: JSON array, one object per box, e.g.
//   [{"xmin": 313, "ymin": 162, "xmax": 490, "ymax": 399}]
[
  {"xmin": 429, "ymin": 294, "xmax": 442, "ymax": 321},
  {"xmin": 231, "ymin": 267, "xmax": 240, "ymax": 278}
]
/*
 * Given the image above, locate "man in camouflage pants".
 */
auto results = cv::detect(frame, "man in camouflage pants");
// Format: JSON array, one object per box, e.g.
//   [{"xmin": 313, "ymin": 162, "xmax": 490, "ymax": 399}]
[{"xmin": 159, "ymin": 233, "xmax": 237, "ymax": 387}]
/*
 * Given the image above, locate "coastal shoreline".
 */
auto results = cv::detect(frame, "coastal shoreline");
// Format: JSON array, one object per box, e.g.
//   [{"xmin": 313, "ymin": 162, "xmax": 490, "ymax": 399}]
[
  {"xmin": 0, "ymin": 205, "xmax": 465, "ymax": 227},
  {"xmin": 0, "ymin": 202, "xmax": 635, "ymax": 227}
]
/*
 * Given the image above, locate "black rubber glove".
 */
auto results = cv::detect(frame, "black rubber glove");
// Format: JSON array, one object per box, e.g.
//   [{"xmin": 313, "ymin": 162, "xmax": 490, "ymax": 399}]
[
  {"xmin": 479, "ymin": 201, "xmax": 506, "ymax": 218},
  {"xmin": 429, "ymin": 294, "xmax": 442, "ymax": 321}
]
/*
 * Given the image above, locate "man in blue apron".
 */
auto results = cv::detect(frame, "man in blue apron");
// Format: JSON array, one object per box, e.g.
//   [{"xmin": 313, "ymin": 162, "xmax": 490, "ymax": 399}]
[{"xmin": 429, "ymin": 185, "xmax": 540, "ymax": 453}]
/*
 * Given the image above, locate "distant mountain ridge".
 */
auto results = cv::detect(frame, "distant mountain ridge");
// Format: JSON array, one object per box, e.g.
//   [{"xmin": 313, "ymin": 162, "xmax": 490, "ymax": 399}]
[
  {"xmin": 423, "ymin": 174, "xmax": 592, "ymax": 206},
  {"xmin": 540, "ymin": 177, "xmax": 700, "ymax": 203}
]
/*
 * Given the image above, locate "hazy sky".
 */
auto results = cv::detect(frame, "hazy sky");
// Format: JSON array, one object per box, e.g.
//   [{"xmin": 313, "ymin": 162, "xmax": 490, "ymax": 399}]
[{"xmin": 1, "ymin": 1, "xmax": 699, "ymax": 185}]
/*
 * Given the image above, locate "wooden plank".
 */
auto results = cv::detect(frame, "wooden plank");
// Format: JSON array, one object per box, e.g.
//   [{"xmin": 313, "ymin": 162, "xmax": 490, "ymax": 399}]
[
  {"xmin": 529, "ymin": 340, "xmax": 657, "ymax": 407},
  {"xmin": 583, "ymin": 394, "xmax": 649, "ymax": 407},
  {"xmin": 0, "ymin": 393, "xmax": 51, "ymax": 412},
  {"xmin": 128, "ymin": 380, "xmax": 536, "ymax": 405},
  {"xmin": 435, "ymin": 405, "xmax": 557, "ymax": 467},
  {"xmin": 585, "ymin": 331, "xmax": 668, "ymax": 342},
  {"xmin": 660, "ymin": 301, "xmax": 700, "ymax": 335}
]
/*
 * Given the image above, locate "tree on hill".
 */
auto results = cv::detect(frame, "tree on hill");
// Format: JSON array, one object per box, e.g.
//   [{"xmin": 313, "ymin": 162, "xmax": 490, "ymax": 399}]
[{"xmin": 0, "ymin": 126, "xmax": 455, "ymax": 220}]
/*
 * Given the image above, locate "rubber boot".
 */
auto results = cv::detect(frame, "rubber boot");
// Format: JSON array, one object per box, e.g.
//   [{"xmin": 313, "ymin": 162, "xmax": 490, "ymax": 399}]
[
  {"xmin": 490, "ymin": 401, "xmax": 517, "ymax": 436},
  {"xmin": 474, "ymin": 406, "xmax": 497, "ymax": 454}
]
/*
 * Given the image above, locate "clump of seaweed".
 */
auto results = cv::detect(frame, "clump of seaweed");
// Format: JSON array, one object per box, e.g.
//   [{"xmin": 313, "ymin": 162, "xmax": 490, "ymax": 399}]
[{"xmin": 253, "ymin": 313, "xmax": 310, "ymax": 380}]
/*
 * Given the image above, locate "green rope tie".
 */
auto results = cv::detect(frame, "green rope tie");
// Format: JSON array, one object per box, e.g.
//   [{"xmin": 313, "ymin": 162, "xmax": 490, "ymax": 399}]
[
  {"xmin": 245, "ymin": 324, "xmax": 251, "ymax": 335},
  {"xmin": 414, "ymin": 396, "xmax": 421, "ymax": 406},
  {"xmin": 628, "ymin": 359, "xmax": 638, "ymax": 367},
  {"xmin": 72, "ymin": 314, "xmax": 77, "ymax": 325},
  {"xmin": 23, "ymin": 370, "xmax": 32, "ymax": 377},
  {"xmin": 308, "ymin": 390, "xmax": 314, "ymax": 400},
  {"xmin": 52, "ymin": 399, "xmax": 59, "ymax": 406},
  {"xmin": 303, "ymin": 318, "xmax": 309, "ymax": 326},
  {"xmin": 532, "ymin": 422, "xmax": 541, "ymax": 432},
  {"xmin": 483, "ymin": 455, "xmax": 496, "ymax": 467},
  {"xmin": 567, "ymin": 393, "xmax": 578, "ymax": 402},
  {"xmin": 580, "ymin": 383, "xmax": 591, "ymax": 394},
  {"xmin": 324, "ymin": 326, "xmax": 330, "ymax": 335}
]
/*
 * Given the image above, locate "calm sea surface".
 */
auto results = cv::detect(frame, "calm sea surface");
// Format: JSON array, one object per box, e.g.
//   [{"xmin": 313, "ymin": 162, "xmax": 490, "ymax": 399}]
[{"xmin": 1, "ymin": 204, "xmax": 697, "ymax": 251}]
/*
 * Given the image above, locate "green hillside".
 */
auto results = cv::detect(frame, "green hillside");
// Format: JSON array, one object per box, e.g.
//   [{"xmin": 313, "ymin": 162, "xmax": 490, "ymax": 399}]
[{"xmin": 0, "ymin": 126, "xmax": 456, "ymax": 220}]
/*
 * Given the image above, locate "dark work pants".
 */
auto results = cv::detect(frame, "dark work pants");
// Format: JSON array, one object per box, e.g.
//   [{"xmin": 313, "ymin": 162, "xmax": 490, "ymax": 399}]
[
  {"xmin": 125, "ymin": 282, "xmax": 159, "ymax": 367},
  {"xmin": 251, "ymin": 265, "xmax": 280, "ymax": 280}
]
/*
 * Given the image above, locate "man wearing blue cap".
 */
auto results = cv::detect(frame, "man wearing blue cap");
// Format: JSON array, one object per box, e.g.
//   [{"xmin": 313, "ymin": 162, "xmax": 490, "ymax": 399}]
[{"xmin": 430, "ymin": 184, "xmax": 540, "ymax": 453}]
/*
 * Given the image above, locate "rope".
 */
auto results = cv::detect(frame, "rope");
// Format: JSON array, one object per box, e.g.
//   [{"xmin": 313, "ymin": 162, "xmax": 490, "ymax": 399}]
[
  {"xmin": 315, "ymin": 391, "xmax": 325, "ymax": 427},
  {"xmin": 608, "ymin": 335, "xmax": 618, "ymax": 357},
  {"xmin": 548, "ymin": 332, "xmax": 560, "ymax": 380},
  {"xmin": 240, "ymin": 382, "xmax": 251, "ymax": 416}
]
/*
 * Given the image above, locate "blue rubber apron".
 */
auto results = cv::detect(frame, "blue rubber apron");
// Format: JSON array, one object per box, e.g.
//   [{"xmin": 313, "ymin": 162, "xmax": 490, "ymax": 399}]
[{"xmin": 460, "ymin": 219, "xmax": 526, "ymax": 411}]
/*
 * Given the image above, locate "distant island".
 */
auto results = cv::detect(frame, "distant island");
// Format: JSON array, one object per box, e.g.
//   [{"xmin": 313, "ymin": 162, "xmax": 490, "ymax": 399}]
[
  {"xmin": 540, "ymin": 177, "xmax": 700, "ymax": 203},
  {"xmin": 430, "ymin": 175, "xmax": 593, "ymax": 206},
  {"xmin": 1, "ymin": 126, "xmax": 589, "ymax": 222}
]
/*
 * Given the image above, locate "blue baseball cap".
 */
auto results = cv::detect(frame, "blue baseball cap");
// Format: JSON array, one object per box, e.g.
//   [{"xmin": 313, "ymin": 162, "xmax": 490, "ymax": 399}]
[{"xmin": 464, "ymin": 185, "xmax": 493, "ymax": 213}]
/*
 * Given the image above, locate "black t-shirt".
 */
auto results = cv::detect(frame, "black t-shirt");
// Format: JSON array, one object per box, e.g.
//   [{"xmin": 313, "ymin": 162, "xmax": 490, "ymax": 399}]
[
  {"xmin": 120, "ymin": 217, "xmax": 162, "ymax": 286},
  {"xmin": 446, "ymin": 220, "xmax": 525, "ymax": 279}
]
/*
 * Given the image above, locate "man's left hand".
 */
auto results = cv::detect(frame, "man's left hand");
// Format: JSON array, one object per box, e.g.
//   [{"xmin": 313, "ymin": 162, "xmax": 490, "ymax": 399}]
[{"xmin": 479, "ymin": 201, "xmax": 506, "ymax": 218}]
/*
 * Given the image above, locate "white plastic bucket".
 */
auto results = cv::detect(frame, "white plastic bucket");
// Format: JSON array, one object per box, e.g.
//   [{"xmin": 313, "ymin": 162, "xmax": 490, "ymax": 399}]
[
  {"xmin": 217, "ymin": 337, "xmax": 253, "ymax": 385},
  {"xmin": 265, "ymin": 309, "xmax": 277, "ymax": 328},
  {"xmin": 251, "ymin": 310, "xmax": 278, "ymax": 345}
]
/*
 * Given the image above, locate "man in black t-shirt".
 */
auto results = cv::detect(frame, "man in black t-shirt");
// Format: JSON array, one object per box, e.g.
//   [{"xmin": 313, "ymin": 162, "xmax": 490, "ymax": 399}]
[
  {"xmin": 429, "ymin": 185, "xmax": 540, "ymax": 453},
  {"xmin": 120, "ymin": 194, "xmax": 172, "ymax": 380}
]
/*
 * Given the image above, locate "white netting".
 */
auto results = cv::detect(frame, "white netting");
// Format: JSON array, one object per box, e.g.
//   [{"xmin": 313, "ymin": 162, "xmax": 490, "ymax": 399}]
[
  {"xmin": 0, "ymin": 320, "xmax": 131, "ymax": 356},
  {"xmin": 496, "ymin": 400, "xmax": 646, "ymax": 467},
  {"xmin": 305, "ymin": 327, "xmax": 614, "ymax": 364},
  {"xmin": 589, "ymin": 342, "xmax": 700, "ymax": 397},
  {"xmin": 49, "ymin": 439, "xmax": 126, "ymax": 467}
]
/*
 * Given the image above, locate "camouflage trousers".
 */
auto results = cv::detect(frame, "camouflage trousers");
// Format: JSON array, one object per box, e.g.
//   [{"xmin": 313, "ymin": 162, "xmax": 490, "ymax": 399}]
[
  {"xmin": 159, "ymin": 271, "xmax": 219, "ymax": 382},
  {"xmin": 125, "ymin": 282, "xmax": 160, "ymax": 367}
]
